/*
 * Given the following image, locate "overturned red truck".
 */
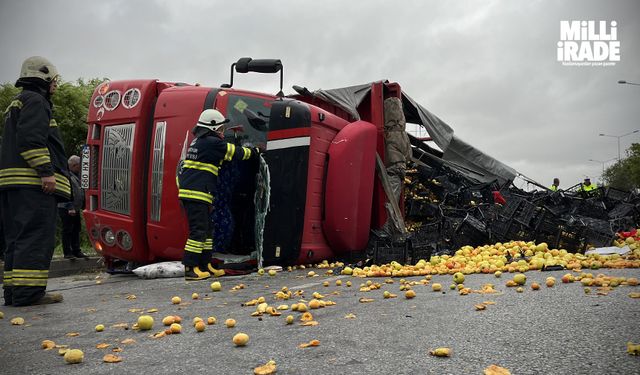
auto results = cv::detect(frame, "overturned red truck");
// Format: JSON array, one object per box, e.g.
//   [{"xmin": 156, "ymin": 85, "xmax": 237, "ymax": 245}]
[{"xmin": 82, "ymin": 58, "xmax": 515, "ymax": 270}]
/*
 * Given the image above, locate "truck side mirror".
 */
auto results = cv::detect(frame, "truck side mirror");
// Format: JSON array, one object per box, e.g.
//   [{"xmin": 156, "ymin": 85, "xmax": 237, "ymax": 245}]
[{"xmin": 222, "ymin": 57, "xmax": 284, "ymax": 97}]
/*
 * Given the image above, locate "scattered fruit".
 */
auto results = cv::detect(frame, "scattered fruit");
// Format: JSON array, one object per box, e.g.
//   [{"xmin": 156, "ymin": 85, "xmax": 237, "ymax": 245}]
[
  {"xmin": 516, "ymin": 287, "xmax": 524, "ymax": 293},
  {"xmin": 11, "ymin": 317, "xmax": 24, "ymax": 325},
  {"xmin": 210, "ymin": 281, "xmax": 222, "ymax": 292},
  {"xmin": 453, "ymin": 272, "xmax": 465, "ymax": 284},
  {"xmin": 257, "ymin": 268, "xmax": 265, "ymax": 275},
  {"xmin": 95, "ymin": 324, "xmax": 105, "ymax": 332},
  {"xmin": 449, "ymin": 284, "xmax": 456, "ymax": 290},
  {"xmin": 162, "ymin": 316, "xmax": 176, "ymax": 326},
  {"xmin": 254, "ymin": 360, "xmax": 277, "ymax": 375},
  {"xmin": 171, "ymin": 296, "xmax": 181, "ymax": 304},
  {"xmin": 268, "ymin": 269, "xmax": 277, "ymax": 276},
  {"xmin": 63, "ymin": 349, "xmax": 84, "ymax": 364},
  {"xmin": 513, "ymin": 273, "xmax": 526, "ymax": 285},
  {"xmin": 207, "ymin": 316, "xmax": 217, "ymax": 325},
  {"xmin": 286, "ymin": 315, "xmax": 294, "ymax": 325},
  {"xmin": 405, "ymin": 290, "xmax": 416, "ymax": 299},
  {"xmin": 195, "ymin": 321, "xmax": 206, "ymax": 332},
  {"xmin": 432, "ymin": 283, "xmax": 442, "ymax": 292},
  {"xmin": 429, "ymin": 347, "xmax": 451, "ymax": 357},
  {"xmin": 225, "ymin": 318, "xmax": 236, "ymax": 328},
  {"xmin": 137, "ymin": 315, "xmax": 154, "ymax": 330},
  {"xmin": 494, "ymin": 271, "xmax": 502, "ymax": 278},
  {"xmin": 546, "ymin": 277, "xmax": 555, "ymax": 288},
  {"xmin": 170, "ymin": 323, "xmax": 182, "ymax": 334},
  {"xmin": 192, "ymin": 292, "xmax": 199, "ymax": 300},
  {"xmin": 41, "ymin": 340, "xmax": 56, "ymax": 349},
  {"xmin": 531, "ymin": 282, "xmax": 540, "ymax": 290},
  {"xmin": 233, "ymin": 333, "xmax": 250, "ymax": 346},
  {"xmin": 336, "ymin": 280, "xmax": 342, "ymax": 286}
]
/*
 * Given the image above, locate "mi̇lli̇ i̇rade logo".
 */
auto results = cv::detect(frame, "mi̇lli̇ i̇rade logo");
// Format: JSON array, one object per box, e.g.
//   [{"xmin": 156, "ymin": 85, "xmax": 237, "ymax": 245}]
[{"xmin": 557, "ymin": 20, "xmax": 620, "ymax": 66}]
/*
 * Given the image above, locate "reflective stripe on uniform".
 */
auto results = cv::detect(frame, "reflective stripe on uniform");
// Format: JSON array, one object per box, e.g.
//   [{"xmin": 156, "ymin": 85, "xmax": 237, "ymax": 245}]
[
  {"xmin": 185, "ymin": 238, "xmax": 204, "ymax": 254},
  {"xmin": 183, "ymin": 160, "xmax": 219, "ymax": 176},
  {"xmin": 11, "ymin": 269, "xmax": 48, "ymax": 287},
  {"xmin": 242, "ymin": 147, "xmax": 251, "ymax": 160},
  {"xmin": 3, "ymin": 270, "xmax": 13, "ymax": 286},
  {"xmin": 49, "ymin": 119, "xmax": 58, "ymax": 127},
  {"xmin": 178, "ymin": 189, "xmax": 213, "ymax": 204},
  {"xmin": 20, "ymin": 148, "xmax": 52, "ymax": 168},
  {"xmin": 3, "ymin": 99, "xmax": 22, "ymax": 114},
  {"xmin": 204, "ymin": 238, "xmax": 213, "ymax": 251},
  {"xmin": 0, "ymin": 168, "xmax": 71, "ymax": 195},
  {"xmin": 224, "ymin": 143, "xmax": 236, "ymax": 161}
]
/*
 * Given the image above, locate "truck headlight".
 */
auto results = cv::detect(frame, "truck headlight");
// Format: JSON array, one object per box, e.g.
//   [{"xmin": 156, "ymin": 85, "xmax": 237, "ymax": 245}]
[
  {"xmin": 117, "ymin": 231, "xmax": 133, "ymax": 251},
  {"xmin": 102, "ymin": 227, "xmax": 115, "ymax": 246}
]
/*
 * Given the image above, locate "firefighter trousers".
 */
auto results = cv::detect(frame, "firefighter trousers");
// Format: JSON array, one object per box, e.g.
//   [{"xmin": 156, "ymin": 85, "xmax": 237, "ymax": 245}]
[
  {"xmin": 181, "ymin": 200, "xmax": 214, "ymax": 268},
  {"xmin": 1, "ymin": 189, "xmax": 57, "ymax": 306}
]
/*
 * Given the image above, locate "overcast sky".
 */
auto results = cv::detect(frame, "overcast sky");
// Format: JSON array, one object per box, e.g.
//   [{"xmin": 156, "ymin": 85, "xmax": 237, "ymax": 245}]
[{"xmin": 1, "ymin": 0, "xmax": 639, "ymax": 189}]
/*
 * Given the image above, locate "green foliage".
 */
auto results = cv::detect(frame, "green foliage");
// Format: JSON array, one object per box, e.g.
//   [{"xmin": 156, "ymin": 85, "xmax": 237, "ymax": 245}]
[
  {"xmin": 0, "ymin": 78, "xmax": 106, "ymax": 156},
  {"xmin": 602, "ymin": 143, "xmax": 640, "ymax": 191}
]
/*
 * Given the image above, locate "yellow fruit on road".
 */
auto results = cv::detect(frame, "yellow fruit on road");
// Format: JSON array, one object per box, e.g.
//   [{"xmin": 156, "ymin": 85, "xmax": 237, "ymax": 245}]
[
  {"xmin": 336, "ymin": 280, "xmax": 342, "ymax": 286},
  {"xmin": 193, "ymin": 317, "xmax": 203, "ymax": 326},
  {"xmin": 225, "ymin": 318, "xmax": 236, "ymax": 328},
  {"xmin": 162, "ymin": 316, "xmax": 176, "ymax": 326},
  {"xmin": 494, "ymin": 271, "xmax": 502, "ymax": 278},
  {"xmin": 268, "ymin": 269, "xmax": 277, "ymax": 276},
  {"xmin": 453, "ymin": 272, "xmax": 465, "ymax": 284},
  {"xmin": 297, "ymin": 303, "xmax": 308, "ymax": 312},
  {"xmin": 346, "ymin": 281, "xmax": 352, "ymax": 287},
  {"xmin": 192, "ymin": 292, "xmax": 199, "ymax": 300},
  {"xmin": 322, "ymin": 281, "xmax": 329, "ymax": 287},
  {"xmin": 137, "ymin": 315, "xmax": 154, "ymax": 330},
  {"xmin": 233, "ymin": 333, "xmax": 250, "ymax": 346},
  {"xmin": 432, "ymin": 283, "xmax": 442, "ymax": 292},
  {"xmin": 257, "ymin": 268, "xmax": 265, "ymax": 275},
  {"xmin": 309, "ymin": 299, "xmax": 321, "ymax": 309},
  {"xmin": 513, "ymin": 273, "xmax": 526, "ymax": 285},
  {"xmin": 210, "ymin": 281, "xmax": 222, "ymax": 292},
  {"xmin": 195, "ymin": 321, "xmax": 206, "ymax": 332},
  {"xmin": 0, "ymin": 311, "xmax": 4, "ymax": 319},
  {"xmin": 531, "ymin": 282, "xmax": 540, "ymax": 290},
  {"xmin": 449, "ymin": 284, "xmax": 456, "ymax": 290},
  {"xmin": 170, "ymin": 323, "xmax": 182, "ymax": 334},
  {"xmin": 207, "ymin": 317, "xmax": 217, "ymax": 325},
  {"xmin": 405, "ymin": 290, "xmax": 416, "ymax": 299},
  {"xmin": 516, "ymin": 287, "xmax": 524, "ymax": 293},
  {"xmin": 546, "ymin": 278, "xmax": 555, "ymax": 287},
  {"xmin": 307, "ymin": 271, "xmax": 316, "ymax": 277},
  {"xmin": 286, "ymin": 315, "xmax": 294, "ymax": 324},
  {"xmin": 627, "ymin": 278, "xmax": 639, "ymax": 286},
  {"xmin": 63, "ymin": 349, "xmax": 84, "ymax": 364},
  {"xmin": 171, "ymin": 296, "xmax": 181, "ymax": 304},
  {"xmin": 342, "ymin": 267, "xmax": 353, "ymax": 275}
]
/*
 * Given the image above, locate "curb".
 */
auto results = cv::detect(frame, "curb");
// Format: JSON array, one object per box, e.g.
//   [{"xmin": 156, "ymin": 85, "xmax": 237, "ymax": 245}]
[{"xmin": 0, "ymin": 257, "xmax": 104, "ymax": 284}]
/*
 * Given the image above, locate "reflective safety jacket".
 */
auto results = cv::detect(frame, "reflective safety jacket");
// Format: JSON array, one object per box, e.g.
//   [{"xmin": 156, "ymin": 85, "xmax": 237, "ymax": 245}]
[
  {"xmin": 550, "ymin": 185, "xmax": 558, "ymax": 192},
  {"xmin": 580, "ymin": 183, "xmax": 596, "ymax": 192},
  {"xmin": 0, "ymin": 88, "xmax": 70, "ymax": 199},
  {"xmin": 177, "ymin": 132, "xmax": 254, "ymax": 204}
]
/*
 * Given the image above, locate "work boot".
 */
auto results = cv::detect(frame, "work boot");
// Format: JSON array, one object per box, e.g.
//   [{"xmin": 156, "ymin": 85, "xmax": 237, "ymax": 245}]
[
  {"xmin": 184, "ymin": 266, "xmax": 210, "ymax": 281},
  {"xmin": 73, "ymin": 251, "xmax": 89, "ymax": 259},
  {"xmin": 207, "ymin": 263, "xmax": 225, "ymax": 277},
  {"xmin": 30, "ymin": 293, "xmax": 63, "ymax": 305},
  {"xmin": 63, "ymin": 254, "xmax": 76, "ymax": 260}
]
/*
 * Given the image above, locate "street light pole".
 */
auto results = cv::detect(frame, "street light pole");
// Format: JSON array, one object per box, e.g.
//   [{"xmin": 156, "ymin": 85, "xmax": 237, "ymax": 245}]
[
  {"xmin": 589, "ymin": 158, "xmax": 617, "ymax": 175},
  {"xmin": 618, "ymin": 80, "xmax": 640, "ymax": 86},
  {"xmin": 598, "ymin": 130, "xmax": 640, "ymax": 161}
]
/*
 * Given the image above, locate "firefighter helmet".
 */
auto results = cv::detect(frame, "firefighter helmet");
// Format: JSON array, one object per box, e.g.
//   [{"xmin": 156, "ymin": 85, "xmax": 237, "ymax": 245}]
[
  {"xmin": 19, "ymin": 56, "xmax": 59, "ymax": 82},
  {"xmin": 196, "ymin": 109, "xmax": 229, "ymax": 132}
]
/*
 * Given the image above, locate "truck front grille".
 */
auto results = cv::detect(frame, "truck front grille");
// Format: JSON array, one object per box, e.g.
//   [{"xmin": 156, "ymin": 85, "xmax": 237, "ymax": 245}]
[
  {"xmin": 101, "ymin": 124, "xmax": 135, "ymax": 215},
  {"xmin": 150, "ymin": 121, "xmax": 166, "ymax": 222}
]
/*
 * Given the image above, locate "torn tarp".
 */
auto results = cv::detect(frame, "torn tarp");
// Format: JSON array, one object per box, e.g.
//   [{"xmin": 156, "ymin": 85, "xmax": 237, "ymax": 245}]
[{"xmin": 305, "ymin": 81, "xmax": 517, "ymax": 184}]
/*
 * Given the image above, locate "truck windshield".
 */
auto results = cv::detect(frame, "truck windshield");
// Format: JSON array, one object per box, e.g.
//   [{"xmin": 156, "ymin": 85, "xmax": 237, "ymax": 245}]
[{"xmin": 223, "ymin": 94, "xmax": 270, "ymax": 148}]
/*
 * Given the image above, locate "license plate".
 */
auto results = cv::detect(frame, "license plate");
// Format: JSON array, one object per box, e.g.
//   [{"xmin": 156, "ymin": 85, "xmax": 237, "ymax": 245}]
[{"xmin": 81, "ymin": 145, "xmax": 90, "ymax": 189}]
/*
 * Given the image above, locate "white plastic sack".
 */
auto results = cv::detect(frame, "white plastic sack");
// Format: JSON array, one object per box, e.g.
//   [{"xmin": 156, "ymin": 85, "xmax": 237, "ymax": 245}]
[{"xmin": 132, "ymin": 261, "xmax": 184, "ymax": 279}]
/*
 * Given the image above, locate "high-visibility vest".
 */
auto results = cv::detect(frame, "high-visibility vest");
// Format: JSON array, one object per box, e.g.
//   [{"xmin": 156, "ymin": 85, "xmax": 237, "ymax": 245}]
[{"xmin": 549, "ymin": 185, "xmax": 558, "ymax": 192}]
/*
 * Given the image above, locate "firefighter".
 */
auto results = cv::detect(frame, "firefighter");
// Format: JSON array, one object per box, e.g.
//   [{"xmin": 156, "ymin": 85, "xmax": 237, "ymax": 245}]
[
  {"xmin": 550, "ymin": 178, "xmax": 560, "ymax": 192},
  {"xmin": 177, "ymin": 109, "xmax": 258, "ymax": 280},
  {"xmin": 580, "ymin": 177, "xmax": 596, "ymax": 192},
  {"xmin": 0, "ymin": 56, "xmax": 70, "ymax": 306}
]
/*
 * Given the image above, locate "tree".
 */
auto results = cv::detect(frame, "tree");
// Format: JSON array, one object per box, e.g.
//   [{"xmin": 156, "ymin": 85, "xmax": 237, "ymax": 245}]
[
  {"xmin": 602, "ymin": 143, "xmax": 640, "ymax": 191},
  {"xmin": 0, "ymin": 78, "xmax": 106, "ymax": 156}
]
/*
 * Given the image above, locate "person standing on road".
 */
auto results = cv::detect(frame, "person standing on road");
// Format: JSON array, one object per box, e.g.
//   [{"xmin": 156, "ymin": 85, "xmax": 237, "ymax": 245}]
[
  {"xmin": 0, "ymin": 56, "xmax": 70, "ymax": 306},
  {"xmin": 550, "ymin": 178, "xmax": 560, "ymax": 192},
  {"xmin": 177, "ymin": 109, "xmax": 259, "ymax": 281},
  {"xmin": 57, "ymin": 155, "xmax": 88, "ymax": 259}
]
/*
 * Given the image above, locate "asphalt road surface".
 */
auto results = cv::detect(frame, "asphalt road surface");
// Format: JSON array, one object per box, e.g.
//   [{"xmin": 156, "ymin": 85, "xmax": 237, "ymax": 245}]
[{"xmin": 1, "ymin": 267, "xmax": 639, "ymax": 375}]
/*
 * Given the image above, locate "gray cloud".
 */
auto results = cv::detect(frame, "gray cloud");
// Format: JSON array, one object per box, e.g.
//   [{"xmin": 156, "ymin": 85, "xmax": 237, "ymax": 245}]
[{"xmin": 1, "ymin": 0, "xmax": 638, "ymax": 189}]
